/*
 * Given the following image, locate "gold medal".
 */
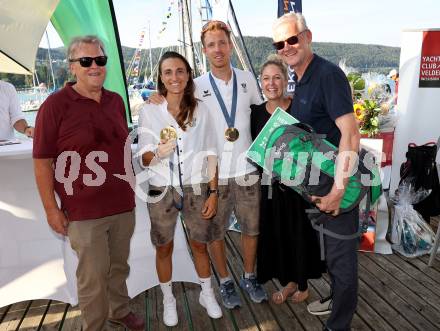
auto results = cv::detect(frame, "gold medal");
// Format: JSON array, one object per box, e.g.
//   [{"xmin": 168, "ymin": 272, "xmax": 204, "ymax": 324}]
[
  {"xmin": 225, "ymin": 127, "xmax": 239, "ymax": 142},
  {"xmin": 160, "ymin": 126, "xmax": 177, "ymax": 142}
]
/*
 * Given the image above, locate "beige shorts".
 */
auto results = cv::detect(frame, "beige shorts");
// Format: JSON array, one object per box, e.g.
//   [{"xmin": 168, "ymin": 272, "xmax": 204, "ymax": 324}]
[
  {"xmin": 214, "ymin": 171, "xmax": 261, "ymax": 236},
  {"xmin": 147, "ymin": 184, "xmax": 225, "ymax": 246}
]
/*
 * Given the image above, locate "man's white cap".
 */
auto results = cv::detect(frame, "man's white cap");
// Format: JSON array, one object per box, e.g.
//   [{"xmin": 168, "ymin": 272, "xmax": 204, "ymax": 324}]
[{"xmin": 388, "ymin": 69, "xmax": 397, "ymax": 78}]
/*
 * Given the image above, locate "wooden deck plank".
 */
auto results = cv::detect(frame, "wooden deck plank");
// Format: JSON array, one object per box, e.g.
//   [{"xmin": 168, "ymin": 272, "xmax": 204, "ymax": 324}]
[
  {"xmin": 395, "ymin": 253, "xmax": 440, "ymax": 285},
  {"xmin": 59, "ymin": 304, "xmax": 81, "ymax": 331},
  {"xmin": 421, "ymin": 254, "xmax": 440, "ymax": 271},
  {"xmin": 224, "ymin": 232, "xmax": 284, "ymax": 330},
  {"xmin": 357, "ymin": 257, "xmax": 437, "ymax": 330},
  {"xmin": 39, "ymin": 301, "xmax": 69, "ymax": 331},
  {"xmin": 369, "ymin": 253, "xmax": 440, "ymax": 311},
  {"xmin": 145, "ymin": 287, "xmax": 166, "ymax": 331},
  {"xmin": 2, "ymin": 219, "xmax": 440, "ymax": 330},
  {"xmin": 316, "ymin": 274, "xmax": 372, "ymax": 331},
  {"xmin": 316, "ymin": 265, "xmax": 393, "ymax": 331},
  {"xmin": 18, "ymin": 300, "xmax": 51, "ymax": 330},
  {"xmin": 227, "ymin": 231, "xmax": 316, "ymax": 331},
  {"xmin": 0, "ymin": 306, "xmax": 11, "ymax": 324},
  {"xmin": 361, "ymin": 254, "xmax": 440, "ymax": 328},
  {"xmin": 0, "ymin": 301, "xmax": 31, "ymax": 331},
  {"xmin": 206, "ymin": 237, "xmax": 260, "ymax": 330},
  {"xmin": 181, "ymin": 281, "xmax": 230, "ymax": 331},
  {"xmin": 354, "ymin": 280, "xmax": 395, "ymax": 331}
]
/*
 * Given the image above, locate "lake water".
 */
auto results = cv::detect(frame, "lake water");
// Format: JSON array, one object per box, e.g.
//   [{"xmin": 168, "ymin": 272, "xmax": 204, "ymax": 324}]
[
  {"xmin": 19, "ymin": 87, "xmax": 145, "ymax": 128},
  {"xmin": 24, "ymin": 111, "xmax": 37, "ymax": 126}
]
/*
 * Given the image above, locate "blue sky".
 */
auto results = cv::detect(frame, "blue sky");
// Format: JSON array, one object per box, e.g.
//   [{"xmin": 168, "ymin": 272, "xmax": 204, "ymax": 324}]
[{"xmin": 41, "ymin": 0, "xmax": 440, "ymax": 49}]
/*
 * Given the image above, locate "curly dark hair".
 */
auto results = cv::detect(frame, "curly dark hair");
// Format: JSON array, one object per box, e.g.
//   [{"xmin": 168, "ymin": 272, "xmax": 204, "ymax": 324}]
[{"xmin": 157, "ymin": 51, "xmax": 197, "ymax": 131}]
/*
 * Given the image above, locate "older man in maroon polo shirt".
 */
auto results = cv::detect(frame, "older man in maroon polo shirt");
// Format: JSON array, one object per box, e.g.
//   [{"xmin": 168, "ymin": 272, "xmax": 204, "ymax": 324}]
[{"xmin": 33, "ymin": 35, "xmax": 144, "ymax": 331}]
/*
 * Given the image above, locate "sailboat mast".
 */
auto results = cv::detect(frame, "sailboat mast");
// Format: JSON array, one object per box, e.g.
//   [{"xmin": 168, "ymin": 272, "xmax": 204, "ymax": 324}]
[
  {"xmin": 148, "ymin": 21, "xmax": 153, "ymax": 81},
  {"xmin": 199, "ymin": 0, "xmax": 211, "ymax": 74},
  {"xmin": 45, "ymin": 30, "xmax": 56, "ymax": 90},
  {"xmin": 178, "ymin": 0, "xmax": 185, "ymax": 56},
  {"xmin": 181, "ymin": 0, "xmax": 196, "ymax": 71}
]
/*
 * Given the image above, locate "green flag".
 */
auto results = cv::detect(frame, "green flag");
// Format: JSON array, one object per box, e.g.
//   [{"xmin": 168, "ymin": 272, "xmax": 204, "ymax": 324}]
[{"xmin": 51, "ymin": 0, "xmax": 131, "ymax": 123}]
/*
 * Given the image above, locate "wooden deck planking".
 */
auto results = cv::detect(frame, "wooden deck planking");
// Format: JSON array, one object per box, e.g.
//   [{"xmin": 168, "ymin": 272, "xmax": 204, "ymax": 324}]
[
  {"xmin": 358, "ymin": 256, "xmax": 436, "ymax": 330},
  {"xmin": 313, "ymin": 275, "xmax": 371, "ymax": 331},
  {"xmin": 0, "ymin": 301, "xmax": 32, "ymax": 331},
  {"xmin": 225, "ymin": 232, "xmax": 307, "ymax": 331},
  {"xmin": 59, "ymin": 304, "xmax": 82, "ymax": 331},
  {"xmin": 366, "ymin": 253, "xmax": 440, "ymax": 316},
  {"xmin": 38, "ymin": 301, "xmax": 69, "ymax": 331},
  {"xmin": 2, "ymin": 232, "xmax": 440, "ymax": 330},
  {"xmin": 353, "ymin": 279, "xmax": 395, "ymax": 331},
  {"xmin": 18, "ymin": 300, "xmax": 51, "ymax": 330},
  {"xmin": 0, "ymin": 306, "xmax": 11, "ymax": 325}
]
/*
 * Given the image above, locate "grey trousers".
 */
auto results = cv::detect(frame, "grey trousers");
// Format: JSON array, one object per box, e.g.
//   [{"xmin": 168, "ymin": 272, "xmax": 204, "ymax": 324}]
[{"xmin": 323, "ymin": 207, "xmax": 359, "ymax": 331}]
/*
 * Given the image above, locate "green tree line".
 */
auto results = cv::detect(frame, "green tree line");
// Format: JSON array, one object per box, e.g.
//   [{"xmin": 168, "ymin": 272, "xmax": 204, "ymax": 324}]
[{"xmin": 1, "ymin": 37, "xmax": 400, "ymax": 88}]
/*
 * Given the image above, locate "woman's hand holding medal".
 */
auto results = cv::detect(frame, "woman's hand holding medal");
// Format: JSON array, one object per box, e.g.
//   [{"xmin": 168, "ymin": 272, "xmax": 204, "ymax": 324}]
[
  {"xmin": 155, "ymin": 126, "xmax": 177, "ymax": 159},
  {"xmin": 156, "ymin": 139, "xmax": 176, "ymax": 159}
]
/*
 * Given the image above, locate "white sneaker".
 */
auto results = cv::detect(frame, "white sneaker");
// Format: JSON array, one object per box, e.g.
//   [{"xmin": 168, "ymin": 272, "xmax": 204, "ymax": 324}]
[
  {"xmin": 199, "ymin": 288, "xmax": 223, "ymax": 319},
  {"xmin": 163, "ymin": 296, "xmax": 178, "ymax": 326}
]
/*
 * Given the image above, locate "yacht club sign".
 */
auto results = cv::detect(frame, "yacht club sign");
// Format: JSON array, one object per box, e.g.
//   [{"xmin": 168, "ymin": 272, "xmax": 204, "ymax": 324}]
[{"xmin": 419, "ymin": 31, "xmax": 440, "ymax": 88}]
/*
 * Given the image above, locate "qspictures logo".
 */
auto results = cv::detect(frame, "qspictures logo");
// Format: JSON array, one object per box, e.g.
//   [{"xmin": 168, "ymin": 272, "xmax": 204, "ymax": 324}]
[{"xmin": 419, "ymin": 31, "xmax": 440, "ymax": 88}]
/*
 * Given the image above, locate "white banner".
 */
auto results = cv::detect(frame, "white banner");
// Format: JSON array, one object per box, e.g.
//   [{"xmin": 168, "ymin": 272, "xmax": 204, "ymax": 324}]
[{"xmin": 390, "ymin": 29, "xmax": 440, "ymax": 192}]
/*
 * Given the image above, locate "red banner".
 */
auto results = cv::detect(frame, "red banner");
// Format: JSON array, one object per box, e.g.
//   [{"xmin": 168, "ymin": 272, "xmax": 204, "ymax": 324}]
[{"xmin": 419, "ymin": 31, "xmax": 440, "ymax": 88}]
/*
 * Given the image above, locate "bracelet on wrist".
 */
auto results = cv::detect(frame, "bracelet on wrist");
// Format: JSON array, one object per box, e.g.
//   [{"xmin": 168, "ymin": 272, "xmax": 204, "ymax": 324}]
[{"xmin": 208, "ymin": 188, "xmax": 219, "ymax": 196}]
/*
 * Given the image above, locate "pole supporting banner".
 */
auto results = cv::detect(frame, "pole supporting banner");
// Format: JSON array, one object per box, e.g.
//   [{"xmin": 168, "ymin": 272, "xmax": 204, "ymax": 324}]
[
  {"xmin": 277, "ymin": 0, "xmax": 302, "ymax": 95},
  {"xmin": 277, "ymin": 0, "xmax": 302, "ymax": 17}
]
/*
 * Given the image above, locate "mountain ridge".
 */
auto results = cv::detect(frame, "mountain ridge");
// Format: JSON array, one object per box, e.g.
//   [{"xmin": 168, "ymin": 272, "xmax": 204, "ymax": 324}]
[{"xmin": 1, "ymin": 36, "xmax": 400, "ymax": 88}]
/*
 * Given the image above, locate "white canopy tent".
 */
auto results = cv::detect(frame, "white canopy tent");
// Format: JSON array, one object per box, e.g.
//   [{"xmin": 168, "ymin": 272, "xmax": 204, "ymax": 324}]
[{"xmin": 0, "ymin": 0, "xmax": 59, "ymax": 75}]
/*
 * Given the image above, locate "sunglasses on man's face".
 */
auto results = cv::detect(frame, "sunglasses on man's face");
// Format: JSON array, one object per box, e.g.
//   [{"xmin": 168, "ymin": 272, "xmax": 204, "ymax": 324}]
[
  {"xmin": 69, "ymin": 55, "xmax": 108, "ymax": 67},
  {"xmin": 272, "ymin": 31, "xmax": 305, "ymax": 51}
]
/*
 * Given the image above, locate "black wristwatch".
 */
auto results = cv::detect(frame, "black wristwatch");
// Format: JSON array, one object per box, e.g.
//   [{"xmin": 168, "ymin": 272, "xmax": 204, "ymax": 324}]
[{"xmin": 208, "ymin": 188, "xmax": 219, "ymax": 196}]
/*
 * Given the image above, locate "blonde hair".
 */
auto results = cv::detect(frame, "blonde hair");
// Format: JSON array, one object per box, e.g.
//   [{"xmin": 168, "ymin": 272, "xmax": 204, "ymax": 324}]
[
  {"xmin": 200, "ymin": 20, "xmax": 231, "ymax": 46},
  {"xmin": 260, "ymin": 54, "xmax": 288, "ymax": 81}
]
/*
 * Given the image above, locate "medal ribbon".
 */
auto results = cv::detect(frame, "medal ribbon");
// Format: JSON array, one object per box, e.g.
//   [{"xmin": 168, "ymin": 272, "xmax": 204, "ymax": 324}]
[
  {"xmin": 169, "ymin": 141, "xmax": 184, "ymax": 211},
  {"xmin": 209, "ymin": 69, "xmax": 237, "ymax": 129}
]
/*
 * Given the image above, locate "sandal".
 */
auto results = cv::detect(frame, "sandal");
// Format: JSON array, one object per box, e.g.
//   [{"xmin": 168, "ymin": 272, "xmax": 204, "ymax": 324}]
[
  {"xmin": 291, "ymin": 289, "xmax": 309, "ymax": 303},
  {"xmin": 271, "ymin": 282, "xmax": 297, "ymax": 304}
]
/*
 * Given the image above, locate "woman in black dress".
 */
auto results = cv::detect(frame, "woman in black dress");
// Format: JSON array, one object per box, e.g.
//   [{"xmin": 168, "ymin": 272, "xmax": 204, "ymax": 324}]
[{"xmin": 251, "ymin": 56, "xmax": 325, "ymax": 304}]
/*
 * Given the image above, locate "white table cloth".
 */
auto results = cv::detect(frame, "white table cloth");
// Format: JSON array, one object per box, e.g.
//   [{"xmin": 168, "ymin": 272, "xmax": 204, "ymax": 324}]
[{"xmin": 0, "ymin": 139, "xmax": 198, "ymax": 308}]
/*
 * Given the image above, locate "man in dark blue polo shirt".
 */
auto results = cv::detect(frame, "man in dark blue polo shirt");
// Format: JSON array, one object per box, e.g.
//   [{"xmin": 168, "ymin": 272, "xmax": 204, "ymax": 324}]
[{"xmin": 272, "ymin": 13, "xmax": 361, "ymax": 331}]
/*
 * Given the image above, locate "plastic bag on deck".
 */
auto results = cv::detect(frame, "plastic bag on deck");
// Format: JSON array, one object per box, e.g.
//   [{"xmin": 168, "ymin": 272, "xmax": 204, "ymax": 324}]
[{"xmin": 391, "ymin": 181, "xmax": 436, "ymax": 257}]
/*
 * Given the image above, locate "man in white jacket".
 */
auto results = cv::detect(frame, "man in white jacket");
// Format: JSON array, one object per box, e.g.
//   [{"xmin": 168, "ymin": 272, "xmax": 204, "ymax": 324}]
[{"xmin": 0, "ymin": 80, "xmax": 34, "ymax": 140}]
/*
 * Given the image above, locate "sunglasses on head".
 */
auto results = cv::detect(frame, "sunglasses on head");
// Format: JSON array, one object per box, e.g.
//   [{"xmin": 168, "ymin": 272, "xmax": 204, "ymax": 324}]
[
  {"xmin": 69, "ymin": 55, "xmax": 108, "ymax": 67},
  {"xmin": 201, "ymin": 20, "xmax": 230, "ymax": 33},
  {"xmin": 272, "ymin": 31, "xmax": 306, "ymax": 51}
]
